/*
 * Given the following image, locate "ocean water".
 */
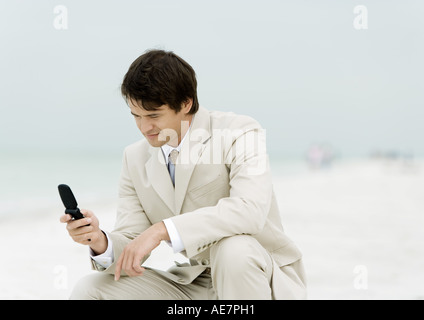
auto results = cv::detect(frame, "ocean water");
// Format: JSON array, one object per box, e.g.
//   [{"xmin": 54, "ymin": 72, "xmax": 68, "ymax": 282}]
[
  {"xmin": 0, "ymin": 151, "xmax": 123, "ymax": 219},
  {"xmin": 0, "ymin": 149, "xmax": 312, "ymax": 220}
]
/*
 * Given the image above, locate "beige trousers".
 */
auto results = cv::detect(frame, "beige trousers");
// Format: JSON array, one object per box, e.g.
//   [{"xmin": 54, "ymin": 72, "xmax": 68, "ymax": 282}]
[{"xmin": 70, "ymin": 235, "xmax": 306, "ymax": 300}]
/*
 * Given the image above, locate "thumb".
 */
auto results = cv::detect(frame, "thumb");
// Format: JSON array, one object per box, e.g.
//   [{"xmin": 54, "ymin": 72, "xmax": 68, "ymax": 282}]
[{"xmin": 80, "ymin": 208, "xmax": 93, "ymax": 218}]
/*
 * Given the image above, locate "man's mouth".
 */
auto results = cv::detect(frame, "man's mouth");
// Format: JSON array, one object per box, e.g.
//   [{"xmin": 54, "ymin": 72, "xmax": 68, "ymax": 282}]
[{"xmin": 146, "ymin": 133, "xmax": 159, "ymax": 139}]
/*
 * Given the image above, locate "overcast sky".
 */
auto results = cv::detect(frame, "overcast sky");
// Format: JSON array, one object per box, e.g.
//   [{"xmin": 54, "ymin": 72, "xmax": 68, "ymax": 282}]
[{"xmin": 1, "ymin": 0, "xmax": 423, "ymax": 159}]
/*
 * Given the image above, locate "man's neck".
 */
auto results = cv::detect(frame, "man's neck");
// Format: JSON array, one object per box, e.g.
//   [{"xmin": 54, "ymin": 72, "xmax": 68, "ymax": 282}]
[{"xmin": 168, "ymin": 115, "xmax": 193, "ymax": 148}]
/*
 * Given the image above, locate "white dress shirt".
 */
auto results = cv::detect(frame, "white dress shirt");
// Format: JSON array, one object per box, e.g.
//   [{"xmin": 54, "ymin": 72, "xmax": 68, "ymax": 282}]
[{"xmin": 91, "ymin": 119, "xmax": 194, "ymax": 268}]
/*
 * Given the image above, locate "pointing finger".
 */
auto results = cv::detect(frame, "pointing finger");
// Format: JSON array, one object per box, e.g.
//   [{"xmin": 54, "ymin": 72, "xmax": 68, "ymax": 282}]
[{"xmin": 115, "ymin": 252, "xmax": 124, "ymax": 281}]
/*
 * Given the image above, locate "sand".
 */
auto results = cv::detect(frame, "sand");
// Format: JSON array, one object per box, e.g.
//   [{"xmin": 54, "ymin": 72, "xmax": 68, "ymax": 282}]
[{"xmin": 1, "ymin": 158, "xmax": 423, "ymax": 299}]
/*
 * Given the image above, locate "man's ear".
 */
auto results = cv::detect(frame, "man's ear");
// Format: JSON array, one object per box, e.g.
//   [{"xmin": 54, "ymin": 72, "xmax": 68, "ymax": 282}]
[{"xmin": 181, "ymin": 98, "xmax": 193, "ymax": 114}]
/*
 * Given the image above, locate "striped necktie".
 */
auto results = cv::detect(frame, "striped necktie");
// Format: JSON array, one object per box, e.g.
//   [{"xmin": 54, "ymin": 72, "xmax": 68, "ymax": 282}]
[{"xmin": 168, "ymin": 149, "xmax": 179, "ymax": 186}]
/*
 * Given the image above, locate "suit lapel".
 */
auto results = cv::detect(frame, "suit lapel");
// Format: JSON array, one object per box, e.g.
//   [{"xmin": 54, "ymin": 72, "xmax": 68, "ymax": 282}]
[
  {"xmin": 174, "ymin": 106, "xmax": 211, "ymax": 215},
  {"xmin": 145, "ymin": 146, "xmax": 176, "ymax": 214}
]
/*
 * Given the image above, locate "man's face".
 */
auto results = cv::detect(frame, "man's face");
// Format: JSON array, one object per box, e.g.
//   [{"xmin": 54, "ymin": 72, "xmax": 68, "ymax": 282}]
[{"xmin": 128, "ymin": 99, "xmax": 193, "ymax": 148}]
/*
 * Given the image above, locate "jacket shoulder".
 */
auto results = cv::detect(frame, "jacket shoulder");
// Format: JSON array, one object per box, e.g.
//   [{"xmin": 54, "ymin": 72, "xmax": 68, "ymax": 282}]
[
  {"xmin": 122, "ymin": 139, "xmax": 150, "ymax": 161},
  {"xmin": 208, "ymin": 109, "xmax": 263, "ymax": 132}
]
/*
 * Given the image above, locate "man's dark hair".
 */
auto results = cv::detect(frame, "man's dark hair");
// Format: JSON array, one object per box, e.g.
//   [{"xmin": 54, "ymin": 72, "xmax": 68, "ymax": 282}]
[{"xmin": 121, "ymin": 49, "xmax": 199, "ymax": 114}]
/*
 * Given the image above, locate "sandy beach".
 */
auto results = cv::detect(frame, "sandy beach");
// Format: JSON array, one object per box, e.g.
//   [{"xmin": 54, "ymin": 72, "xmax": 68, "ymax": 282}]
[{"xmin": 1, "ymin": 158, "xmax": 423, "ymax": 300}]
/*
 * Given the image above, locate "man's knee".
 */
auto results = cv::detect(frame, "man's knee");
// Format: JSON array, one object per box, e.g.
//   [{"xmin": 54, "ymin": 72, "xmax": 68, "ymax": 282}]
[
  {"xmin": 70, "ymin": 273, "xmax": 113, "ymax": 300},
  {"xmin": 209, "ymin": 235, "xmax": 273, "ymax": 299},
  {"xmin": 210, "ymin": 235, "xmax": 269, "ymax": 275}
]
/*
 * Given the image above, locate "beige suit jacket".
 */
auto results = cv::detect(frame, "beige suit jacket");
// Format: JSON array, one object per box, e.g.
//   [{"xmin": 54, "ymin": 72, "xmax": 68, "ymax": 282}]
[{"xmin": 93, "ymin": 106, "xmax": 303, "ymax": 288}]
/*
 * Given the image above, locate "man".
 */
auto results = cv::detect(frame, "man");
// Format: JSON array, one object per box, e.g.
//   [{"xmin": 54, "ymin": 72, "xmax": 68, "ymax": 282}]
[{"xmin": 61, "ymin": 49, "xmax": 306, "ymax": 300}]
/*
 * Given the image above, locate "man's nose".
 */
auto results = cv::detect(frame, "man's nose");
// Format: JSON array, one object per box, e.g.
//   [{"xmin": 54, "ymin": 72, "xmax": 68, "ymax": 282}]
[{"xmin": 138, "ymin": 118, "xmax": 154, "ymax": 133}]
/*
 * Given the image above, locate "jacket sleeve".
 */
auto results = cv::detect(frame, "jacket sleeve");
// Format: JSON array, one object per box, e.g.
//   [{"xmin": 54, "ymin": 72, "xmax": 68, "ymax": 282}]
[{"xmin": 99, "ymin": 147, "xmax": 152, "ymax": 275}]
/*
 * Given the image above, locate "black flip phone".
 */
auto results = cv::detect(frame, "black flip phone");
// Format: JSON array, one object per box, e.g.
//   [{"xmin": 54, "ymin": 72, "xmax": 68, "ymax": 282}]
[{"xmin": 58, "ymin": 184, "xmax": 85, "ymax": 220}]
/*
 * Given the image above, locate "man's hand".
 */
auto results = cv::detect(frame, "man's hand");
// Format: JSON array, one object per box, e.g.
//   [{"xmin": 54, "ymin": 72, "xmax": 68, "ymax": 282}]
[
  {"xmin": 60, "ymin": 209, "xmax": 108, "ymax": 255},
  {"xmin": 114, "ymin": 222, "xmax": 170, "ymax": 281}
]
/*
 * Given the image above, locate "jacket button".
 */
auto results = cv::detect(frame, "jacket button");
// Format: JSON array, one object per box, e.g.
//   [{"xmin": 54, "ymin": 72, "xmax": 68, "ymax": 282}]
[{"xmin": 201, "ymin": 259, "xmax": 210, "ymax": 266}]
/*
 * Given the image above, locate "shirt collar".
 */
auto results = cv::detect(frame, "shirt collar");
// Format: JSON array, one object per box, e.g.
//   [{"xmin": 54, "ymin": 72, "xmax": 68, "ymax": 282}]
[{"xmin": 161, "ymin": 115, "xmax": 194, "ymax": 164}]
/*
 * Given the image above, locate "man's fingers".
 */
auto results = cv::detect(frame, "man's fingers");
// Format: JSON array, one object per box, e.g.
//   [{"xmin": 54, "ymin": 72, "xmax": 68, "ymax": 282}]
[
  {"xmin": 122, "ymin": 252, "xmax": 132, "ymax": 277},
  {"xmin": 80, "ymin": 209, "xmax": 92, "ymax": 218},
  {"xmin": 66, "ymin": 217, "xmax": 92, "ymax": 231},
  {"xmin": 68, "ymin": 225, "xmax": 93, "ymax": 236},
  {"xmin": 114, "ymin": 253, "xmax": 124, "ymax": 281},
  {"xmin": 132, "ymin": 253, "xmax": 145, "ymax": 274},
  {"xmin": 59, "ymin": 214, "xmax": 72, "ymax": 223},
  {"xmin": 114, "ymin": 250, "xmax": 145, "ymax": 281},
  {"xmin": 71, "ymin": 232, "xmax": 94, "ymax": 244}
]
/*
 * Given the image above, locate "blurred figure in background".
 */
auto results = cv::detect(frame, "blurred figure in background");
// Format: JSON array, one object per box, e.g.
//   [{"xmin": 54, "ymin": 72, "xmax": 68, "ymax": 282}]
[{"xmin": 305, "ymin": 143, "xmax": 335, "ymax": 170}]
